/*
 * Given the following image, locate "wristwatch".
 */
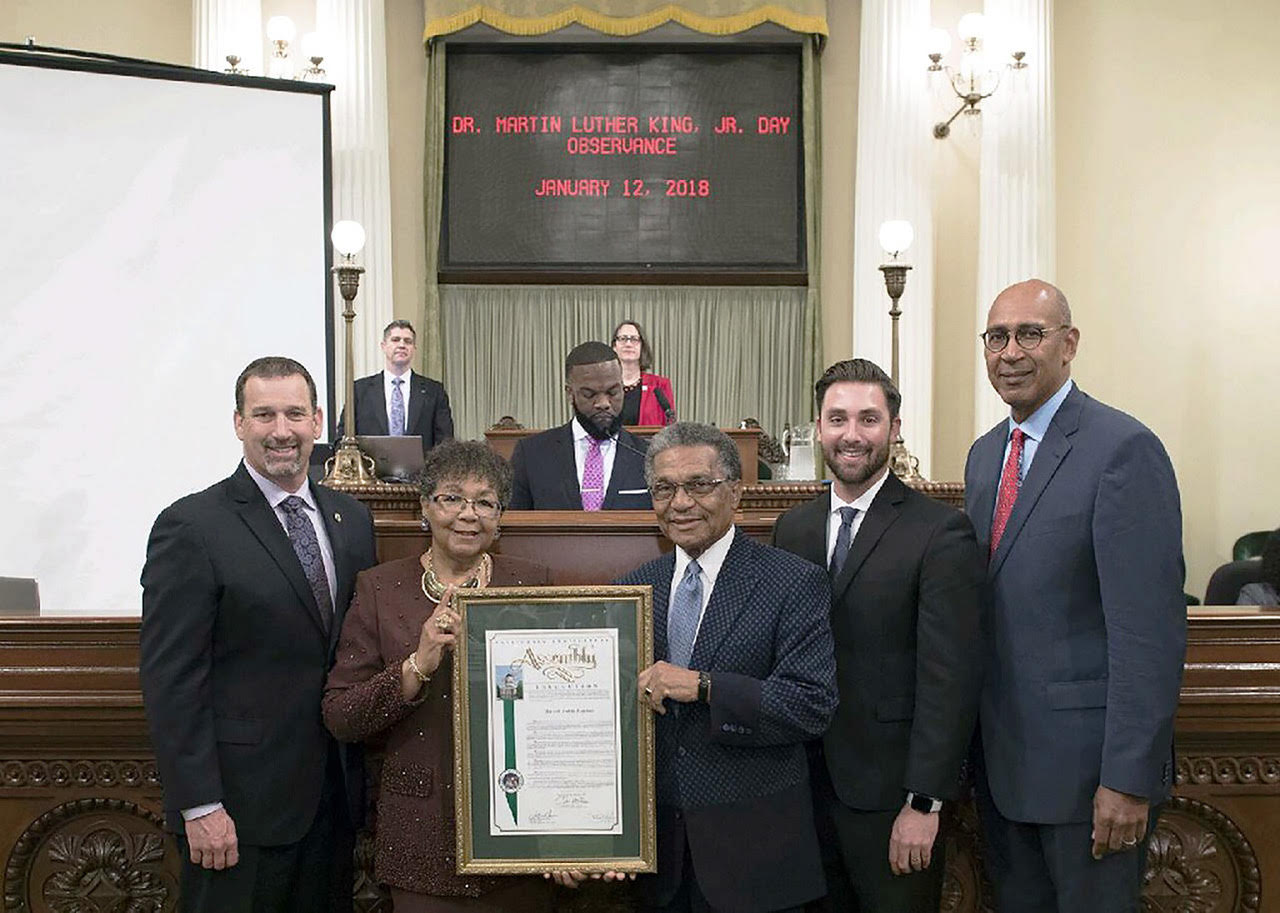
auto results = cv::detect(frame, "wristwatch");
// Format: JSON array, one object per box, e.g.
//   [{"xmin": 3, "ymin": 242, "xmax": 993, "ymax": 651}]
[
  {"xmin": 697, "ymin": 671, "xmax": 712, "ymax": 703},
  {"xmin": 906, "ymin": 791, "xmax": 943, "ymax": 814}
]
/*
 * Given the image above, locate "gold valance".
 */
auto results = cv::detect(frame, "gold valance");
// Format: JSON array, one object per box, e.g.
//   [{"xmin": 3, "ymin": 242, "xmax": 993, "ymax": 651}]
[{"xmin": 424, "ymin": 2, "xmax": 828, "ymax": 41}]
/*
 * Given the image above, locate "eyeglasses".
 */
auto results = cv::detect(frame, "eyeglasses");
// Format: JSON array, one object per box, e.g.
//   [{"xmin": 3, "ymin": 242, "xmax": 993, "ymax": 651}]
[
  {"xmin": 428, "ymin": 493, "xmax": 502, "ymax": 518},
  {"xmin": 980, "ymin": 324, "xmax": 1070, "ymax": 353},
  {"xmin": 649, "ymin": 478, "xmax": 730, "ymax": 502},
  {"xmin": 613, "ymin": 334, "xmax": 641, "ymax": 344}
]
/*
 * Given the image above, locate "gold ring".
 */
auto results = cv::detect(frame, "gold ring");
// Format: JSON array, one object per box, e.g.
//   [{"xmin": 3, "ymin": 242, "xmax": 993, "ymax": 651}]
[
  {"xmin": 1122, "ymin": 838, "xmax": 1138, "ymax": 847},
  {"xmin": 435, "ymin": 617, "xmax": 451, "ymax": 632}
]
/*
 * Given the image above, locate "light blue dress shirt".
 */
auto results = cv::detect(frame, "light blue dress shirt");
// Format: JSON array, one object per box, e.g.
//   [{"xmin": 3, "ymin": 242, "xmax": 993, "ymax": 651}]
[{"xmin": 998, "ymin": 378, "xmax": 1074, "ymax": 488}]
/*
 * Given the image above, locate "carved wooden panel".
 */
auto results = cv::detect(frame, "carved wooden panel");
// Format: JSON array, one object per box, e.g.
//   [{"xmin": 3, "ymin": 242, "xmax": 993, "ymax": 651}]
[
  {"xmin": 3, "ymin": 798, "xmax": 178, "ymax": 913},
  {"xmin": 1, "ymin": 579, "xmax": 1276, "ymax": 913}
]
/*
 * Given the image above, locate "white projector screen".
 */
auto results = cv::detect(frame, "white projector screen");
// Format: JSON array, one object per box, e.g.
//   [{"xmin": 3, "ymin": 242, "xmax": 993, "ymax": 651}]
[{"xmin": 0, "ymin": 51, "xmax": 334, "ymax": 616}]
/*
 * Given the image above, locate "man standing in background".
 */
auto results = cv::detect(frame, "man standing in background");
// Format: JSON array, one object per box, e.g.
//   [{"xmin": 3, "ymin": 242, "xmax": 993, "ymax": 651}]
[{"xmin": 343, "ymin": 319, "xmax": 453, "ymax": 455}]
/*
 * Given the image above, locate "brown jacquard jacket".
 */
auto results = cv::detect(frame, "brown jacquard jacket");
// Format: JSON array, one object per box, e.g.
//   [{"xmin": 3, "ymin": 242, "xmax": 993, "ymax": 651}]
[{"xmin": 322, "ymin": 553, "xmax": 551, "ymax": 897}]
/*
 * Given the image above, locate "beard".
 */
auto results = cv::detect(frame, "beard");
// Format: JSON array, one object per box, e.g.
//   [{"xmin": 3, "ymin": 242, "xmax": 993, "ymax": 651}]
[
  {"xmin": 574, "ymin": 405, "xmax": 622, "ymax": 441},
  {"xmin": 824, "ymin": 436, "xmax": 891, "ymax": 487},
  {"xmin": 260, "ymin": 436, "xmax": 306, "ymax": 480}
]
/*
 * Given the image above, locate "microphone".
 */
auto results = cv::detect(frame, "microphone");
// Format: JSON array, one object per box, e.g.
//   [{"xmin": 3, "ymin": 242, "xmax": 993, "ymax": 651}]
[
  {"xmin": 614, "ymin": 433, "xmax": 650, "ymax": 462},
  {"xmin": 653, "ymin": 386, "xmax": 675, "ymax": 423}
]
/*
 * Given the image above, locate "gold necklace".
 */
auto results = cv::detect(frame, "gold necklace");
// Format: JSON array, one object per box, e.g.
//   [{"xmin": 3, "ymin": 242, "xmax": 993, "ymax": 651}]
[{"xmin": 420, "ymin": 549, "xmax": 492, "ymax": 603}]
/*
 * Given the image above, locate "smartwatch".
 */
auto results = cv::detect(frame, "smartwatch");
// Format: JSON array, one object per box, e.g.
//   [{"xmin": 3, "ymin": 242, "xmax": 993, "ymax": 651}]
[{"xmin": 907, "ymin": 791, "xmax": 943, "ymax": 814}]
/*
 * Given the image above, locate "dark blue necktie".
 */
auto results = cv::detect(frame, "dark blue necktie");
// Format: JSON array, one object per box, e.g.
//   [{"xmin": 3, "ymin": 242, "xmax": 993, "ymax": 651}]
[
  {"xmin": 667, "ymin": 559, "xmax": 702, "ymax": 668},
  {"xmin": 828, "ymin": 506, "xmax": 859, "ymax": 577},
  {"xmin": 280, "ymin": 496, "xmax": 333, "ymax": 627}
]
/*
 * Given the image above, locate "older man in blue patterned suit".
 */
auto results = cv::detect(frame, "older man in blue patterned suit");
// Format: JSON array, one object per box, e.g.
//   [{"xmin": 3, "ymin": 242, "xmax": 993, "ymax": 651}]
[{"xmin": 621, "ymin": 422, "xmax": 838, "ymax": 913}]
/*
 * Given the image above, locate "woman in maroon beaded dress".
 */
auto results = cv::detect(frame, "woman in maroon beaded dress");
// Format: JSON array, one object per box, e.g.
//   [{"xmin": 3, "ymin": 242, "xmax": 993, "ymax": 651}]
[{"xmin": 324, "ymin": 440, "xmax": 553, "ymax": 912}]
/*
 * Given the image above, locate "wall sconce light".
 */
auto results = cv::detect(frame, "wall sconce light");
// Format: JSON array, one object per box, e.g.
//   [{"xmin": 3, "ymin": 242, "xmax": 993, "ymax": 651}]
[
  {"xmin": 265, "ymin": 15, "xmax": 296, "ymax": 79},
  {"xmin": 223, "ymin": 52, "xmax": 249, "ymax": 76},
  {"xmin": 298, "ymin": 32, "xmax": 327, "ymax": 81},
  {"xmin": 323, "ymin": 220, "xmax": 378, "ymax": 487},
  {"xmin": 927, "ymin": 13, "xmax": 1027, "ymax": 139},
  {"xmin": 877, "ymin": 220, "xmax": 923, "ymax": 480}
]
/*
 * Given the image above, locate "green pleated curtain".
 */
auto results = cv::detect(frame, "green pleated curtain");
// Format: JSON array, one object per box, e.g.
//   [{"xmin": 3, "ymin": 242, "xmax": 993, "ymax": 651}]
[{"xmin": 420, "ymin": 1, "xmax": 825, "ymax": 441}]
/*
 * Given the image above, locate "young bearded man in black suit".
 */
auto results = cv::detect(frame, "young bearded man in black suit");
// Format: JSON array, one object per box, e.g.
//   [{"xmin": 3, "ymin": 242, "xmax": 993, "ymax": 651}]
[
  {"xmin": 342, "ymin": 319, "xmax": 453, "ymax": 455},
  {"xmin": 140, "ymin": 357, "xmax": 377, "ymax": 912},
  {"xmin": 508, "ymin": 341, "xmax": 652, "ymax": 510},
  {"xmin": 772, "ymin": 359, "xmax": 984, "ymax": 912}
]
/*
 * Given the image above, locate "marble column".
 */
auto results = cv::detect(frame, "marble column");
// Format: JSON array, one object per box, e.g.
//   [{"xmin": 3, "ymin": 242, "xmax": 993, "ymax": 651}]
[
  {"xmin": 974, "ymin": 0, "xmax": 1055, "ymax": 435},
  {"xmin": 317, "ymin": 0, "xmax": 394, "ymax": 380},
  {"xmin": 192, "ymin": 0, "xmax": 262, "ymax": 73},
  {"xmin": 852, "ymin": 0, "xmax": 935, "ymax": 475}
]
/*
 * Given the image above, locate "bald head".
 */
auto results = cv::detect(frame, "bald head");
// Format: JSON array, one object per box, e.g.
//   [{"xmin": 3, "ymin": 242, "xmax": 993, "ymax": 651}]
[
  {"xmin": 983, "ymin": 278, "xmax": 1080, "ymax": 422},
  {"xmin": 992, "ymin": 279, "xmax": 1072, "ymax": 327}
]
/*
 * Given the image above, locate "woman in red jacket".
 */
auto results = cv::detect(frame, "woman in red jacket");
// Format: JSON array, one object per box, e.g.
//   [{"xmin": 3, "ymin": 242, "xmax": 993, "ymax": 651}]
[{"xmin": 611, "ymin": 318, "xmax": 675, "ymax": 426}]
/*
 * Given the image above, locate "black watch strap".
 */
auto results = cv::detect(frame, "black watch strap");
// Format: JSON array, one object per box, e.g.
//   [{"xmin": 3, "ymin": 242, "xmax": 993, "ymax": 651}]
[
  {"xmin": 697, "ymin": 671, "xmax": 711, "ymax": 703},
  {"xmin": 907, "ymin": 791, "xmax": 943, "ymax": 813}
]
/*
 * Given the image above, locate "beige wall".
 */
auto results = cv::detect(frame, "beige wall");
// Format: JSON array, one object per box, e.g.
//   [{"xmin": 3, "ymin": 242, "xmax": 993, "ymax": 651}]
[
  {"xmin": 1055, "ymin": 0, "xmax": 1280, "ymax": 597},
  {"xmin": 8, "ymin": 0, "xmax": 1276, "ymax": 596},
  {"xmin": 817, "ymin": 1, "xmax": 858, "ymax": 370},
  {"xmin": 2, "ymin": 0, "xmax": 189, "ymax": 63}
]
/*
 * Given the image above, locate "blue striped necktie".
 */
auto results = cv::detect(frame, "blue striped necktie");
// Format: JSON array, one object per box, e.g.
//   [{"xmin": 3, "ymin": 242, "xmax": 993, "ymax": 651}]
[{"xmin": 667, "ymin": 559, "xmax": 702, "ymax": 668}]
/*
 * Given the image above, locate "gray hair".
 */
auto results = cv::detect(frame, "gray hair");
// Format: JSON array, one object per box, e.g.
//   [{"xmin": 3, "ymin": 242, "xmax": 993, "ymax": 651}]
[{"xmin": 644, "ymin": 422, "xmax": 742, "ymax": 485}]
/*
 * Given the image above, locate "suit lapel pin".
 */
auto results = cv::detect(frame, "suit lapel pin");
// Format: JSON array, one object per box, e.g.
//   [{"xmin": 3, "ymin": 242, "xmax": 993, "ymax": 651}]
[{"xmin": 334, "ymin": 511, "xmax": 342, "ymax": 523}]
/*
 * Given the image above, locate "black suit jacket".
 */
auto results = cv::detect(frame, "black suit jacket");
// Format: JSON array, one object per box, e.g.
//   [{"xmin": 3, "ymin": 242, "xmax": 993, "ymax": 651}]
[
  {"xmin": 508, "ymin": 422, "xmax": 652, "ymax": 510},
  {"xmin": 772, "ymin": 472, "xmax": 984, "ymax": 809},
  {"xmin": 341, "ymin": 370, "xmax": 453, "ymax": 455},
  {"xmin": 618, "ymin": 530, "xmax": 837, "ymax": 912},
  {"xmin": 139, "ymin": 464, "xmax": 378, "ymax": 845}
]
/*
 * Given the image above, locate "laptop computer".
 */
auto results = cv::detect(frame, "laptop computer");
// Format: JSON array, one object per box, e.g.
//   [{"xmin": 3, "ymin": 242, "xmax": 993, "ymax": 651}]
[
  {"xmin": 356, "ymin": 435, "xmax": 425, "ymax": 483},
  {"xmin": 0, "ymin": 577, "xmax": 40, "ymax": 616}
]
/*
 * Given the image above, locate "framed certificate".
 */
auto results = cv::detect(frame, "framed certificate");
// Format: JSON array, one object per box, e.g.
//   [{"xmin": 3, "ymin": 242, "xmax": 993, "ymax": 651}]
[{"xmin": 451, "ymin": 585, "xmax": 656, "ymax": 874}]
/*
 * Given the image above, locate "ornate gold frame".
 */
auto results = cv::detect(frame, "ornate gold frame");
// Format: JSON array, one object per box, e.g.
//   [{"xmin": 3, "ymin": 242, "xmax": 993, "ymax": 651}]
[{"xmin": 450, "ymin": 585, "xmax": 656, "ymax": 874}]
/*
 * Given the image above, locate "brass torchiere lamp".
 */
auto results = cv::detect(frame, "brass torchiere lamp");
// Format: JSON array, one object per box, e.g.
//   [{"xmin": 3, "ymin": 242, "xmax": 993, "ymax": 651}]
[
  {"xmin": 323, "ymin": 220, "xmax": 378, "ymax": 487},
  {"xmin": 877, "ymin": 220, "xmax": 924, "ymax": 481}
]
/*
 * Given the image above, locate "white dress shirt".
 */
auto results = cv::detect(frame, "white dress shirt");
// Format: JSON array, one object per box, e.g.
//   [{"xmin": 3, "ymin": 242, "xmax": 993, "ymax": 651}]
[
  {"xmin": 383, "ymin": 368, "xmax": 412, "ymax": 434},
  {"xmin": 825, "ymin": 466, "xmax": 891, "ymax": 566},
  {"xmin": 571, "ymin": 417, "xmax": 618, "ymax": 499},
  {"xmin": 669, "ymin": 524, "xmax": 736, "ymax": 645}
]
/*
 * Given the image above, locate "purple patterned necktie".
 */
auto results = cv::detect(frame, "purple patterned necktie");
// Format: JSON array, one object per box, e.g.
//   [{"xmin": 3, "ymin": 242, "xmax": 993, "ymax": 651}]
[
  {"xmin": 581, "ymin": 438, "xmax": 604, "ymax": 511},
  {"xmin": 279, "ymin": 496, "xmax": 333, "ymax": 628}
]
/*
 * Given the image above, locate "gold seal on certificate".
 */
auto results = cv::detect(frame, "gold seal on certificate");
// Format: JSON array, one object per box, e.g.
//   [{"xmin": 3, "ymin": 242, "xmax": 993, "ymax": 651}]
[{"xmin": 451, "ymin": 586, "xmax": 656, "ymax": 875}]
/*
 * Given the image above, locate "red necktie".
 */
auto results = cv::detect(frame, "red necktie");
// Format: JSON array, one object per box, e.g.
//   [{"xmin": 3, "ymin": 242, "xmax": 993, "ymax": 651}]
[{"xmin": 990, "ymin": 428, "xmax": 1025, "ymax": 558}]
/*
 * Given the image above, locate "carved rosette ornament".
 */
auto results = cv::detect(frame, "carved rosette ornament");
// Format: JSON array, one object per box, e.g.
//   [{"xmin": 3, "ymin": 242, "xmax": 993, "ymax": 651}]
[
  {"xmin": 1142, "ymin": 796, "xmax": 1260, "ymax": 912},
  {"xmin": 3, "ymin": 798, "xmax": 178, "ymax": 913}
]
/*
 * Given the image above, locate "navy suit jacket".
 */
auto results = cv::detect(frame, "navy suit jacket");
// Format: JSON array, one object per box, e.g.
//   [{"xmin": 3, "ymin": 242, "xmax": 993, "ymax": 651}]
[
  {"xmin": 964, "ymin": 385, "xmax": 1186, "ymax": 824},
  {"xmin": 772, "ymin": 472, "xmax": 984, "ymax": 809},
  {"xmin": 140, "ymin": 464, "xmax": 378, "ymax": 843},
  {"xmin": 617, "ymin": 529, "xmax": 837, "ymax": 912},
  {"xmin": 341, "ymin": 370, "xmax": 453, "ymax": 455},
  {"xmin": 508, "ymin": 422, "xmax": 652, "ymax": 510}
]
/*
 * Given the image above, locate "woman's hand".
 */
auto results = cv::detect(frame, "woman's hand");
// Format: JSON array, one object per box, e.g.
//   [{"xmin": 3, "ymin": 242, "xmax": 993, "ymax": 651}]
[{"xmin": 400, "ymin": 587, "xmax": 458, "ymax": 700}]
